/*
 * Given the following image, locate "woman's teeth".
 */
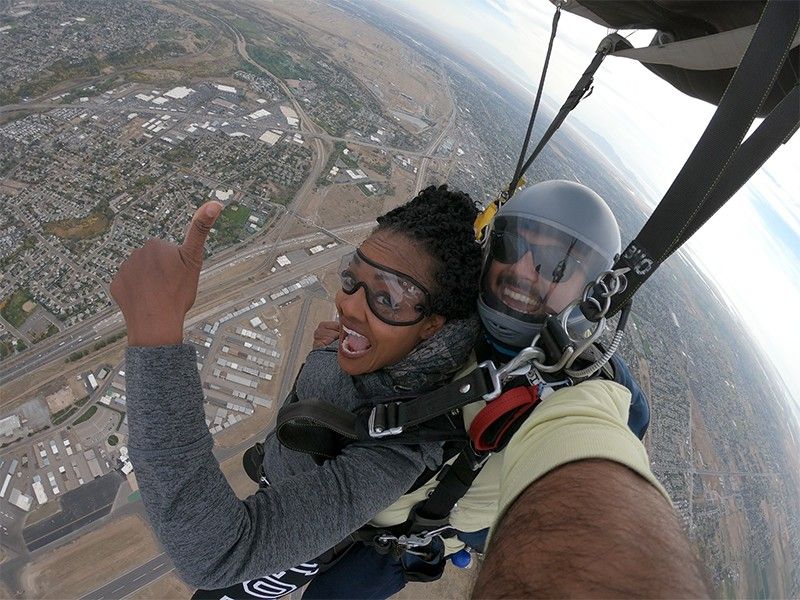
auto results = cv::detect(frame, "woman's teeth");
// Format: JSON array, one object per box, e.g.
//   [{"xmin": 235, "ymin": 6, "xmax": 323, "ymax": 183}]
[{"xmin": 341, "ymin": 326, "xmax": 372, "ymax": 356}]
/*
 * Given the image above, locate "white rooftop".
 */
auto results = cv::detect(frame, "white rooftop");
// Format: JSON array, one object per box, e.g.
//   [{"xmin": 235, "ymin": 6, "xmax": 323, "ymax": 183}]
[
  {"xmin": 214, "ymin": 83, "xmax": 237, "ymax": 94},
  {"xmin": 164, "ymin": 86, "xmax": 194, "ymax": 99}
]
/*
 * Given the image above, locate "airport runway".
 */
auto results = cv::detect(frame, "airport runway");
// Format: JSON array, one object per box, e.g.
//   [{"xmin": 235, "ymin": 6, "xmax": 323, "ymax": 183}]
[{"xmin": 79, "ymin": 552, "xmax": 174, "ymax": 600}]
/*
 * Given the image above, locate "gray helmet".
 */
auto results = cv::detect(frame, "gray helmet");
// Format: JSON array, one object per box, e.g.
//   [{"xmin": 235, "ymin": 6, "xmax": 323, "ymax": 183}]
[{"xmin": 478, "ymin": 180, "xmax": 621, "ymax": 349}]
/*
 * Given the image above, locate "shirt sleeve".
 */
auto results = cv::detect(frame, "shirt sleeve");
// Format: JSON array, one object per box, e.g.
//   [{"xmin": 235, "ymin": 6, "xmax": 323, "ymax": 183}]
[
  {"xmin": 495, "ymin": 379, "xmax": 670, "ymax": 531},
  {"xmin": 125, "ymin": 344, "xmax": 433, "ymax": 589}
]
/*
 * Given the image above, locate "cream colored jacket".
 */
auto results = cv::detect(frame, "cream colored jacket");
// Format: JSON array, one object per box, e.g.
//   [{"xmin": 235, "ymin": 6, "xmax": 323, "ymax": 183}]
[{"xmin": 370, "ymin": 374, "xmax": 668, "ymax": 555}]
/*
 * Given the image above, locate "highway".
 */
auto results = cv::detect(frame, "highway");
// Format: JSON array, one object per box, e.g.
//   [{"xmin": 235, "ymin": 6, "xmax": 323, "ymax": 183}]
[{"xmin": 0, "ymin": 222, "xmax": 372, "ymax": 390}]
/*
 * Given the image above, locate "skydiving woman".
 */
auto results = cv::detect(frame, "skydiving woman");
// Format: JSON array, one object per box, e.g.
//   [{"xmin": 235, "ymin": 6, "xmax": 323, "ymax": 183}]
[{"xmin": 110, "ymin": 185, "xmax": 483, "ymax": 598}]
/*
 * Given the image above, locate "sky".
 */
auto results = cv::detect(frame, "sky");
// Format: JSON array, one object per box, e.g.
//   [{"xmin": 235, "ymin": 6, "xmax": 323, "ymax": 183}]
[{"xmin": 379, "ymin": 0, "xmax": 800, "ymax": 419}]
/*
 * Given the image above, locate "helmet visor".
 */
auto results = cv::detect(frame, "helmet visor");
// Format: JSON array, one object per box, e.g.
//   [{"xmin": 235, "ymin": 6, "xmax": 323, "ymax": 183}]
[
  {"xmin": 339, "ymin": 250, "xmax": 432, "ymax": 326},
  {"xmin": 480, "ymin": 217, "xmax": 609, "ymax": 323}
]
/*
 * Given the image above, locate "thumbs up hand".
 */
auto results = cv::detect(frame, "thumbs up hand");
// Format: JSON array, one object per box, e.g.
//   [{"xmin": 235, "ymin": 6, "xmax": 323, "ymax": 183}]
[{"xmin": 111, "ymin": 201, "xmax": 223, "ymax": 347}]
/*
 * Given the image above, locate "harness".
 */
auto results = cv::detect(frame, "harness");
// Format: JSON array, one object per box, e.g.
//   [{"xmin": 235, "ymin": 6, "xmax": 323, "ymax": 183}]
[{"xmin": 249, "ymin": 324, "xmax": 610, "ymax": 566}]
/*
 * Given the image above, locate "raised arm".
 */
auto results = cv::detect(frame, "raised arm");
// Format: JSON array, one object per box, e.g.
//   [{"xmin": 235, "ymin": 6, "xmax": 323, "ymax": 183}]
[{"xmin": 126, "ymin": 344, "xmax": 431, "ymax": 588}]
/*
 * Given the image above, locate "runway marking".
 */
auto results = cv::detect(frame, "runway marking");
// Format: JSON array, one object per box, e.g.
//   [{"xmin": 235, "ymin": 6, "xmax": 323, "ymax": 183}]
[
  {"xmin": 151, "ymin": 562, "xmax": 165, "ymax": 571},
  {"xmin": 112, "ymin": 586, "xmax": 125, "ymax": 594},
  {"xmin": 132, "ymin": 573, "xmax": 147, "ymax": 582}
]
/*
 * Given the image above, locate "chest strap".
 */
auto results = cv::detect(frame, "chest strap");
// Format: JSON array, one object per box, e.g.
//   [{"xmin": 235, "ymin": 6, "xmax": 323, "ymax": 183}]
[
  {"xmin": 275, "ymin": 365, "xmax": 492, "ymax": 460},
  {"xmin": 354, "ymin": 385, "xmax": 543, "ymax": 557}
]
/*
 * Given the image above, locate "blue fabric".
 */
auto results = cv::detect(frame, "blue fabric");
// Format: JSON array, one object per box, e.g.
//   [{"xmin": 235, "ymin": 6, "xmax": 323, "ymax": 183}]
[
  {"xmin": 609, "ymin": 354, "xmax": 650, "ymax": 439},
  {"xmin": 302, "ymin": 543, "xmax": 406, "ymax": 600}
]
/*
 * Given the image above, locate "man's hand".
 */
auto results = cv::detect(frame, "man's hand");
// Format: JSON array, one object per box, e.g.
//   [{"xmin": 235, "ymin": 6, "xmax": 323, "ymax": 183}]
[
  {"xmin": 111, "ymin": 201, "xmax": 223, "ymax": 347},
  {"xmin": 313, "ymin": 320, "xmax": 341, "ymax": 348}
]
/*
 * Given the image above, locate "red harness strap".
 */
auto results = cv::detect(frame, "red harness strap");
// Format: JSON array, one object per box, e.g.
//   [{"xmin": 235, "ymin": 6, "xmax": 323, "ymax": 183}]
[{"xmin": 469, "ymin": 386, "xmax": 540, "ymax": 453}]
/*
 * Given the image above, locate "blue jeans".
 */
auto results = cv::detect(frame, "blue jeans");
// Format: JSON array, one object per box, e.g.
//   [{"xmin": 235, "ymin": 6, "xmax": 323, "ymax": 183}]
[{"xmin": 303, "ymin": 530, "xmax": 488, "ymax": 600}]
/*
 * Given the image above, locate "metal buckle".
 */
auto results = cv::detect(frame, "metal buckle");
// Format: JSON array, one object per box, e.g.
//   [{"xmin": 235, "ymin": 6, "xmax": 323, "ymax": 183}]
[
  {"xmin": 480, "ymin": 344, "xmax": 545, "ymax": 402},
  {"xmin": 396, "ymin": 525, "xmax": 454, "ymax": 548},
  {"xmin": 478, "ymin": 360, "xmax": 502, "ymax": 401},
  {"xmin": 367, "ymin": 403, "xmax": 403, "ymax": 438}
]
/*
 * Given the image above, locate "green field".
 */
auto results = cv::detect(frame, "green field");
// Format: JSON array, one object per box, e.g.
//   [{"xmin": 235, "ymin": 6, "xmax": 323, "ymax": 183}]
[
  {"xmin": 72, "ymin": 405, "xmax": 98, "ymax": 426},
  {"xmin": 0, "ymin": 288, "xmax": 35, "ymax": 328},
  {"xmin": 213, "ymin": 202, "xmax": 252, "ymax": 246},
  {"xmin": 249, "ymin": 45, "xmax": 310, "ymax": 80}
]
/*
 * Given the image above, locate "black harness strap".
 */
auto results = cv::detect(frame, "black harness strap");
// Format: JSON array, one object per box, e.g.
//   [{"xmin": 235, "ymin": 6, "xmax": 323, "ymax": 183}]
[
  {"xmin": 509, "ymin": 33, "xmax": 633, "ymax": 199},
  {"xmin": 275, "ymin": 366, "xmax": 491, "ymax": 460},
  {"xmin": 509, "ymin": 3, "xmax": 562, "ymax": 195},
  {"xmin": 608, "ymin": 0, "xmax": 800, "ymax": 316}
]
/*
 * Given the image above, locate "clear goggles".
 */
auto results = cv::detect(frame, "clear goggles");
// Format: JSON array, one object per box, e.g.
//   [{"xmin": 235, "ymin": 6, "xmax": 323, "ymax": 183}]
[{"xmin": 339, "ymin": 250, "xmax": 432, "ymax": 326}]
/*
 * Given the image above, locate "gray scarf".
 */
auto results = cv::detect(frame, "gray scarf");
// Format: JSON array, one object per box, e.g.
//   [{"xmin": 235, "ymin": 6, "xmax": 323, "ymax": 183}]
[{"xmin": 353, "ymin": 315, "xmax": 482, "ymax": 398}]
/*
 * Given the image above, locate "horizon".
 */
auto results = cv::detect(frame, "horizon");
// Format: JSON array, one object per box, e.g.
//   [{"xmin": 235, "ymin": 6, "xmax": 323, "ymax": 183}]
[{"xmin": 377, "ymin": 0, "xmax": 800, "ymax": 427}]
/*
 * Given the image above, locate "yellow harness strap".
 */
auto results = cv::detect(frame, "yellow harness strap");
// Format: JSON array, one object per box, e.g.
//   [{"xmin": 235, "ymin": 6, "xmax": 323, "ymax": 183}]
[{"xmin": 474, "ymin": 178, "xmax": 526, "ymax": 241}]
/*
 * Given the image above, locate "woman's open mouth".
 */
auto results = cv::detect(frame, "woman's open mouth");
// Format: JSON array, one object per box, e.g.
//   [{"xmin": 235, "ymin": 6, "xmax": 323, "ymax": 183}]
[{"xmin": 340, "ymin": 325, "xmax": 372, "ymax": 358}]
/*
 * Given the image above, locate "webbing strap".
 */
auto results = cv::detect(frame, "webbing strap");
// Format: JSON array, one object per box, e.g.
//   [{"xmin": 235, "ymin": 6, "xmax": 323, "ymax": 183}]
[
  {"xmin": 509, "ymin": 4, "xmax": 561, "ymax": 195},
  {"xmin": 474, "ymin": 28, "xmax": 630, "ymax": 242},
  {"xmin": 275, "ymin": 367, "xmax": 490, "ymax": 459},
  {"xmin": 415, "ymin": 450, "xmax": 481, "ymax": 523},
  {"xmin": 608, "ymin": 0, "xmax": 800, "ymax": 316},
  {"xmin": 370, "ymin": 366, "xmax": 491, "ymax": 433},
  {"xmin": 414, "ymin": 385, "xmax": 541, "ymax": 524},
  {"xmin": 509, "ymin": 33, "xmax": 632, "ymax": 199},
  {"xmin": 469, "ymin": 386, "xmax": 539, "ymax": 452}
]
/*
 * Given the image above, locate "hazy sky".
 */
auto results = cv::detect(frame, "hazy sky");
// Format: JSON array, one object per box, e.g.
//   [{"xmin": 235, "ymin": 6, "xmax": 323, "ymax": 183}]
[{"xmin": 380, "ymin": 0, "xmax": 800, "ymax": 416}]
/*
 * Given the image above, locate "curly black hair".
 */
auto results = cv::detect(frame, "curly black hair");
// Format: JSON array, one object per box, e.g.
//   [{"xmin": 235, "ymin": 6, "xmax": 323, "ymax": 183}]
[{"xmin": 374, "ymin": 185, "xmax": 481, "ymax": 319}]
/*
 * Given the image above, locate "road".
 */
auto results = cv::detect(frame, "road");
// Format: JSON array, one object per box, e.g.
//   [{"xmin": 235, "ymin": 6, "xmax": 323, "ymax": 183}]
[
  {"xmin": 413, "ymin": 69, "xmax": 457, "ymax": 191},
  {"xmin": 0, "ymin": 222, "xmax": 372, "ymax": 390}
]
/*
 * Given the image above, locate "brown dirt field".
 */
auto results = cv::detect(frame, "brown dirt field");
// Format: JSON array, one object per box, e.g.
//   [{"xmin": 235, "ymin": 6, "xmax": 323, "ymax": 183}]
[
  {"xmin": 315, "ymin": 184, "xmax": 384, "ymax": 229},
  {"xmin": 1, "ymin": 341, "xmax": 126, "ymax": 412},
  {"xmin": 282, "ymin": 217, "xmax": 324, "ymax": 243},
  {"xmin": 219, "ymin": 451, "xmax": 259, "ymax": 499},
  {"xmin": 44, "ymin": 386, "xmax": 74, "ymax": 414},
  {"xmin": 251, "ymin": 0, "xmax": 451, "ymax": 122},
  {"xmin": 43, "ymin": 211, "xmax": 110, "ymax": 241},
  {"xmin": 128, "ymin": 572, "xmax": 193, "ymax": 600},
  {"xmin": 20, "ymin": 514, "xmax": 161, "ymax": 599}
]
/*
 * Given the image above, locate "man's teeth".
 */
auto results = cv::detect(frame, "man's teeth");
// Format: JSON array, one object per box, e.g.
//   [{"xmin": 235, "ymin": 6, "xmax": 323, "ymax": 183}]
[{"xmin": 503, "ymin": 289, "xmax": 536, "ymax": 306}]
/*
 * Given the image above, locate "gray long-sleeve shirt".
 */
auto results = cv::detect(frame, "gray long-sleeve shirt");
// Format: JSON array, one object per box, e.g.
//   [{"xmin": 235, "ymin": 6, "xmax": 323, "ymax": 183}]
[{"xmin": 126, "ymin": 344, "xmax": 442, "ymax": 589}]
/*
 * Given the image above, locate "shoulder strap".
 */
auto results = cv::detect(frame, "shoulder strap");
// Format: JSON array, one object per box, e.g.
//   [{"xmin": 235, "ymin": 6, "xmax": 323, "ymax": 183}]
[
  {"xmin": 275, "ymin": 366, "xmax": 492, "ymax": 460},
  {"xmin": 608, "ymin": 0, "xmax": 799, "ymax": 316}
]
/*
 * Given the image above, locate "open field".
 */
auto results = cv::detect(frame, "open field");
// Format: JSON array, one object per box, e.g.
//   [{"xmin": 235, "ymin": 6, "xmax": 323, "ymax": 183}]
[
  {"xmin": 128, "ymin": 572, "xmax": 193, "ymax": 600},
  {"xmin": 43, "ymin": 210, "xmax": 111, "ymax": 241},
  {"xmin": 1, "ymin": 288, "xmax": 35, "ymax": 328},
  {"xmin": 248, "ymin": 0, "xmax": 452, "ymax": 123},
  {"xmin": 20, "ymin": 514, "xmax": 161, "ymax": 599}
]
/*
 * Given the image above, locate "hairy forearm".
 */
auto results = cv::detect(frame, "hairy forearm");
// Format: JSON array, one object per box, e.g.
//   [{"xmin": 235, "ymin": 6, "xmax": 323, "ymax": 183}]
[{"xmin": 474, "ymin": 460, "xmax": 710, "ymax": 598}]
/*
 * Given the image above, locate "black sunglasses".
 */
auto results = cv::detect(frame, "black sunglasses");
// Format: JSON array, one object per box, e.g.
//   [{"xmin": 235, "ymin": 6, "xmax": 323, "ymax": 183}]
[{"xmin": 489, "ymin": 230, "xmax": 583, "ymax": 282}]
